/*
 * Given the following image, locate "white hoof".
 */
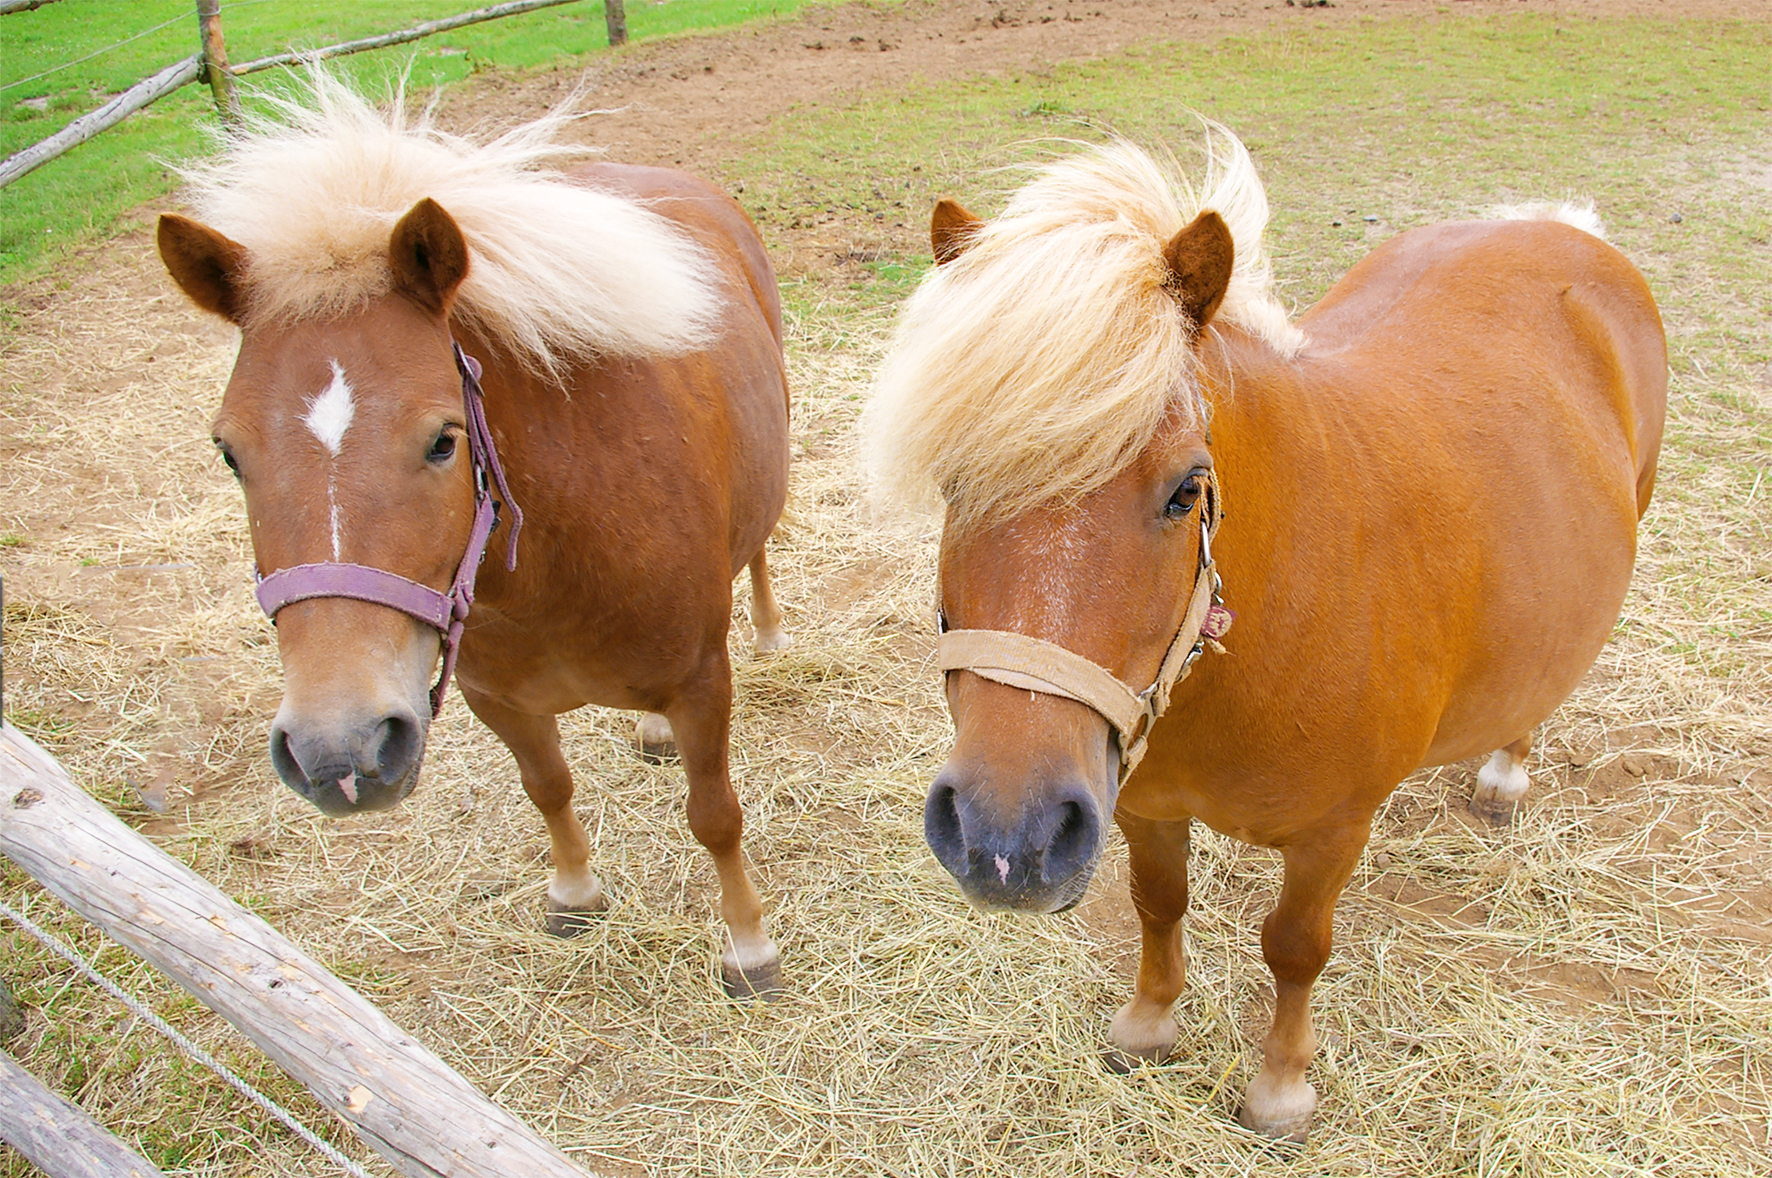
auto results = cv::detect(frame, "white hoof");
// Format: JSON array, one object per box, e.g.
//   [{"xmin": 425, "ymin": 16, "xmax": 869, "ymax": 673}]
[
  {"xmin": 635, "ymin": 712, "xmax": 677, "ymax": 761},
  {"xmin": 1108, "ymin": 999, "xmax": 1178, "ymax": 1062},
  {"xmin": 754, "ymin": 627, "xmax": 792, "ymax": 655},
  {"xmin": 1238, "ymin": 1069, "xmax": 1316, "ymax": 1142},
  {"xmin": 1471, "ymin": 749, "xmax": 1530, "ymax": 825}
]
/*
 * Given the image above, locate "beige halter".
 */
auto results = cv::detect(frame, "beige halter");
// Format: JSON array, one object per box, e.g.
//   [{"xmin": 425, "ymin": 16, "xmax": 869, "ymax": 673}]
[{"xmin": 937, "ymin": 475, "xmax": 1228, "ymax": 785}]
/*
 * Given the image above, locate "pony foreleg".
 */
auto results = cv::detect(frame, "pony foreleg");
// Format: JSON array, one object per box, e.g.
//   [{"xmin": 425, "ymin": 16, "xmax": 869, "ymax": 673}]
[
  {"xmin": 461, "ymin": 688, "xmax": 606, "ymax": 935},
  {"xmin": 1240, "ymin": 825, "xmax": 1368, "ymax": 1143},
  {"xmin": 1106, "ymin": 812, "xmax": 1192, "ymax": 1071},
  {"xmin": 667, "ymin": 656, "xmax": 781, "ymax": 998},
  {"xmin": 1469, "ymin": 733, "xmax": 1534, "ymax": 825},
  {"xmin": 747, "ymin": 547, "xmax": 791, "ymax": 654}
]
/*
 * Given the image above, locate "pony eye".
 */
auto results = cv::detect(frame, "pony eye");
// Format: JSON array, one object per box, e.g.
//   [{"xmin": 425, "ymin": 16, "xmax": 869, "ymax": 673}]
[
  {"xmin": 427, "ymin": 431, "xmax": 458, "ymax": 463},
  {"xmin": 1164, "ymin": 475, "xmax": 1201, "ymax": 520},
  {"xmin": 214, "ymin": 439, "xmax": 240, "ymax": 477}
]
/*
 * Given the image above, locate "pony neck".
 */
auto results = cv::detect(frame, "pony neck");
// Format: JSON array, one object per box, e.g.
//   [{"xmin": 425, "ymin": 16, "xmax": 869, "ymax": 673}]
[{"xmin": 1197, "ymin": 320, "xmax": 1318, "ymax": 459}]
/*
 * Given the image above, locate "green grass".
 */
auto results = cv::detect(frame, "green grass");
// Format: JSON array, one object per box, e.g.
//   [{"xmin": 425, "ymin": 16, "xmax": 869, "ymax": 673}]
[
  {"xmin": 0, "ymin": 0, "xmax": 863, "ymax": 287},
  {"xmin": 738, "ymin": 15, "xmax": 1770, "ymax": 330}
]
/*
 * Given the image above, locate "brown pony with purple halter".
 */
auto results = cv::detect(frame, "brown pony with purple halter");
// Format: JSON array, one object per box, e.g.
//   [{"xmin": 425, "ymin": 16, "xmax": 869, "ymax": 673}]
[
  {"xmin": 157, "ymin": 73, "xmax": 792, "ymax": 996},
  {"xmin": 867, "ymin": 129, "xmax": 1665, "ymax": 1138}
]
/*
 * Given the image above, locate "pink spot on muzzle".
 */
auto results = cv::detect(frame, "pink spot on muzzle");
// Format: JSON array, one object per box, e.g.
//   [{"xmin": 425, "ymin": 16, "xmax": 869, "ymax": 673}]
[
  {"xmin": 338, "ymin": 772, "xmax": 358, "ymax": 805},
  {"xmin": 994, "ymin": 854, "xmax": 1011, "ymax": 885}
]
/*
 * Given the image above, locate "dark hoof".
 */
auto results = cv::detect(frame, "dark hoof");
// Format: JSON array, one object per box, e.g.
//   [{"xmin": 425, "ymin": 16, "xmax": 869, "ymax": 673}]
[
  {"xmin": 1468, "ymin": 795, "xmax": 1517, "ymax": 827},
  {"xmin": 545, "ymin": 893, "xmax": 608, "ymax": 938},
  {"xmin": 720, "ymin": 957, "xmax": 782, "ymax": 1001},
  {"xmin": 636, "ymin": 738, "xmax": 679, "ymax": 765},
  {"xmin": 1102, "ymin": 1044, "xmax": 1167, "ymax": 1074}
]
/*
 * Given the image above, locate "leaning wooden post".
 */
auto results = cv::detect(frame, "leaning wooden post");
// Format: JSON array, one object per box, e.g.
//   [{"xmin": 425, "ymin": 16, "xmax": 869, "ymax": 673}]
[
  {"xmin": 194, "ymin": 0, "xmax": 241, "ymax": 126},
  {"xmin": 0, "ymin": 722, "xmax": 608, "ymax": 1178},
  {"xmin": 604, "ymin": 0, "xmax": 627, "ymax": 46},
  {"xmin": 0, "ymin": 1049, "xmax": 171, "ymax": 1178}
]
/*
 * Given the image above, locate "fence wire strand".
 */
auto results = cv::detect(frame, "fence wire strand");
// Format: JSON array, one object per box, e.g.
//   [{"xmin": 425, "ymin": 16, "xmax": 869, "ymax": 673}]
[
  {"xmin": 0, "ymin": 896, "xmax": 384, "ymax": 1178},
  {"xmin": 1, "ymin": 0, "xmax": 275, "ymax": 95},
  {"xmin": 0, "ymin": 10, "xmax": 188, "ymax": 94}
]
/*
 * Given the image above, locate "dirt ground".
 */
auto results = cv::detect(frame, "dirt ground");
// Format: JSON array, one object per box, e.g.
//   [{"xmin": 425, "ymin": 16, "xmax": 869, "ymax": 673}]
[
  {"xmin": 3, "ymin": 1, "xmax": 1770, "ymax": 1175},
  {"xmin": 447, "ymin": 0, "xmax": 1772, "ymax": 280}
]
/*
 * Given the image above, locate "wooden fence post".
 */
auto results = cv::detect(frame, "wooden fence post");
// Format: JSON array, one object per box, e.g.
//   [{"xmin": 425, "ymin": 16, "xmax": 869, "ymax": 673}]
[
  {"xmin": 605, "ymin": 0, "xmax": 627, "ymax": 46},
  {"xmin": 194, "ymin": 0, "xmax": 241, "ymax": 126},
  {"xmin": 0, "ymin": 722, "xmax": 609, "ymax": 1178}
]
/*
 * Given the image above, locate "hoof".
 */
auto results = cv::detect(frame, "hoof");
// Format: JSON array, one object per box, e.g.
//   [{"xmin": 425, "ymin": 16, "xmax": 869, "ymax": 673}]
[
  {"xmin": 1102, "ymin": 1043, "xmax": 1167, "ymax": 1074},
  {"xmin": 1468, "ymin": 795, "xmax": 1517, "ymax": 827},
  {"xmin": 636, "ymin": 738, "xmax": 678, "ymax": 765},
  {"xmin": 754, "ymin": 629, "xmax": 792, "ymax": 656},
  {"xmin": 634, "ymin": 713, "xmax": 678, "ymax": 763},
  {"xmin": 720, "ymin": 957, "xmax": 782, "ymax": 1001},
  {"xmin": 1238, "ymin": 1073, "xmax": 1315, "ymax": 1143},
  {"xmin": 1237, "ymin": 1103, "xmax": 1310, "ymax": 1144},
  {"xmin": 545, "ymin": 892, "xmax": 608, "ymax": 938}
]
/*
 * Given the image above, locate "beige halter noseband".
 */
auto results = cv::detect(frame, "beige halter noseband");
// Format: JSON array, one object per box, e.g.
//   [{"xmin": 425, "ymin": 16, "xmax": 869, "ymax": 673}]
[{"xmin": 937, "ymin": 474, "xmax": 1229, "ymax": 786}]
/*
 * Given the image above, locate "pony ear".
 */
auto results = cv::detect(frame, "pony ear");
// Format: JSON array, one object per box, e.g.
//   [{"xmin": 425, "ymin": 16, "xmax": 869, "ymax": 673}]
[
  {"xmin": 389, "ymin": 197, "xmax": 470, "ymax": 316},
  {"xmin": 1161, "ymin": 210, "xmax": 1235, "ymax": 331},
  {"xmin": 158, "ymin": 214, "xmax": 250, "ymax": 323},
  {"xmin": 931, "ymin": 198, "xmax": 984, "ymax": 266}
]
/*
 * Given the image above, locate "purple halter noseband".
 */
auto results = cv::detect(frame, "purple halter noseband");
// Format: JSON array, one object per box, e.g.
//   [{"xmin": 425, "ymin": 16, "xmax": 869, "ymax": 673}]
[{"xmin": 254, "ymin": 344, "xmax": 523, "ymax": 717}]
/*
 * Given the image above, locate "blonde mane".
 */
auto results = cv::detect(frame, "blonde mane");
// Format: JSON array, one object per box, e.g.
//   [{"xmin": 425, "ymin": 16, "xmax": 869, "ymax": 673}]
[
  {"xmin": 180, "ymin": 68, "xmax": 721, "ymax": 374},
  {"xmin": 863, "ymin": 125, "xmax": 1303, "ymax": 528}
]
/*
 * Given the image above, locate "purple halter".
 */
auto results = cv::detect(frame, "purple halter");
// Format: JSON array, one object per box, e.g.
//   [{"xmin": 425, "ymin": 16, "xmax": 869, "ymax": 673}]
[{"xmin": 254, "ymin": 344, "xmax": 523, "ymax": 717}]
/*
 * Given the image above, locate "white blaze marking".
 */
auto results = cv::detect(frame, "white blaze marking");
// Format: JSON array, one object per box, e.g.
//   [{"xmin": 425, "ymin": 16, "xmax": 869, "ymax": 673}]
[
  {"xmin": 302, "ymin": 360, "xmax": 355, "ymax": 456},
  {"xmin": 301, "ymin": 360, "xmax": 354, "ymax": 560}
]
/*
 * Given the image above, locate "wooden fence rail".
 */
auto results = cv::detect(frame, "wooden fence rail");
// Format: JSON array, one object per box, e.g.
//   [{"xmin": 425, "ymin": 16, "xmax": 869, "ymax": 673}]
[
  {"xmin": 0, "ymin": 1048, "xmax": 170, "ymax": 1178},
  {"xmin": 227, "ymin": 0, "xmax": 583, "ymax": 78},
  {"xmin": 0, "ymin": 721, "xmax": 607, "ymax": 1178},
  {"xmin": 0, "ymin": 55, "xmax": 201, "ymax": 189},
  {"xmin": 0, "ymin": 0, "xmax": 586, "ymax": 190}
]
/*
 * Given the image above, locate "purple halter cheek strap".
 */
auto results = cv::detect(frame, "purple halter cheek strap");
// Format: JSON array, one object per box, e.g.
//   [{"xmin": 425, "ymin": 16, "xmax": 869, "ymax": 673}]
[{"xmin": 253, "ymin": 344, "xmax": 524, "ymax": 718}]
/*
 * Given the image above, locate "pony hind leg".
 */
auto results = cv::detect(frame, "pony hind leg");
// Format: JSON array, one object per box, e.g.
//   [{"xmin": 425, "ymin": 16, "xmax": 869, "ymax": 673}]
[
  {"xmin": 1106, "ymin": 813, "xmax": 1192, "ymax": 1071},
  {"xmin": 461, "ymin": 688, "xmax": 607, "ymax": 936},
  {"xmin": 666, "ymin": 650, "xmax": 781, "ymax": 998},
  {"xmin": 1469, "ymin": 733, "xmax": 1533, "ymax": 826},
  {"xmin": 1240, "ymin": 824, "xmax": 1369, "ymax": 1143},
  {"xmin": 748, "ymin": 546, "xmax": 791, "ymax": 654}
]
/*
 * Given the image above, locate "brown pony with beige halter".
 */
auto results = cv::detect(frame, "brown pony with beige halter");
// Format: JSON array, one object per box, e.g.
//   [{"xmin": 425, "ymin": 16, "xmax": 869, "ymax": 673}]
[
  {"xmin": 867, "ymin": 129, "xmax": 1665, "ymax": 1137},
  {"xmin": 156, "ymin": 73, "xmax": 791, "ymax": 996}
]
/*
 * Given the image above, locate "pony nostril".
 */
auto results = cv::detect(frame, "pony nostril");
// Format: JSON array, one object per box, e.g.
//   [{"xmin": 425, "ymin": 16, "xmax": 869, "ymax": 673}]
[
  {"xmin": 368, "ymin": 711, "xmax": 422, "ymax": 783},
  {"xmin": 924, "ymin": 778, "xmax": 967, "ymax": 870},
  {"xmin": 268, "ymin": 725, "xmax": 310, "ymax": 792},
  {"xmin": 1042, "ymin": 796, "xmax": 1101, "ymax": 884}
]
